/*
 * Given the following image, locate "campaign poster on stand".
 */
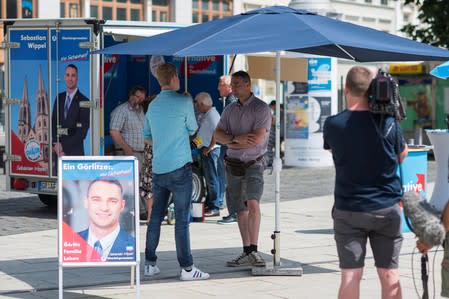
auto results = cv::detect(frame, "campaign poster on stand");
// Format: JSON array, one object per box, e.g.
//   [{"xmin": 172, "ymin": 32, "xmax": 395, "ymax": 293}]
[
  {"xmin": 9, "ymin": 28, "xmax": 51, "ymax": 176},
  {"xmin": 50, "ymin": 28, "xmax": 92, "ymax": 177},
  {"xmin": 284, "ymin": 57, "xmax": 335, "ymax": 167},
  {"xmin": 59, "ymin": 157, "xmax": 138, "ymax": 265}
]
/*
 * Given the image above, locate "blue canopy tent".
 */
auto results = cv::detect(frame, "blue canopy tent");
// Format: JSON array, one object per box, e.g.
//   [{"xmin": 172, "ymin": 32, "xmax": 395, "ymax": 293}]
[
  {"xmin": 96, "ymin": 6, "xmax": 449, "ymax": 62},
  {"xmin": 95, "ymin": 6, "xmax": 449, "ymax": 275}
]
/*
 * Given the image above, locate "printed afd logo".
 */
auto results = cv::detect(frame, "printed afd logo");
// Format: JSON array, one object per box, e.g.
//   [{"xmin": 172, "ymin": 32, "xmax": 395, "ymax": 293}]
[
  {"xmin": 24, "ymin": 139, "xmax": 42, "ymax": 162},
  {"xmin": 403, "ymin": 173, "xmax": 425, "ymax": 193}
]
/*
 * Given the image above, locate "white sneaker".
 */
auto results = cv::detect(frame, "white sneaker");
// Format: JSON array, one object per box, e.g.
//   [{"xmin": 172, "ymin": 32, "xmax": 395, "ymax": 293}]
[
  {"xmin": 144, "ymin": 264, "xmax": 161, "ymax": 276},
  {"xmin": 179, "ymin": 265, "xmax": 210, "ymax": 281}
]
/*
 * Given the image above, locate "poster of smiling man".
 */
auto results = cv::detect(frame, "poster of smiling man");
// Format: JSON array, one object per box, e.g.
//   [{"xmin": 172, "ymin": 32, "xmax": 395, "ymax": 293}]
[{"xmin": 58, "ymin": 157, "xmax": 138, "ymax": 266}]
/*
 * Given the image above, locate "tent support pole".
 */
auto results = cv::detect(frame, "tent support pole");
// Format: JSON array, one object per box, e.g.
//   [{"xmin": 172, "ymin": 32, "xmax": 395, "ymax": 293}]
[
  {"xmin": 252, "ymin": 51, "xmax": 302, "ymax": 277},
  {"xmin": 228, "ymin": 54, "xmax": 236, "ymax": 74},
  {"xmin": 184, "ymin": 57, "xmax": 188, "ymax": 92},
  {"xmin": 274, "ymin": 50, "xmax": 282, "ymax": 266}
]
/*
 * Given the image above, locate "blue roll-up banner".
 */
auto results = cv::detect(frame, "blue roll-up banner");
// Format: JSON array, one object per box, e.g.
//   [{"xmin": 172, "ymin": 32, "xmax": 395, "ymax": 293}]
[{"xmin": 400, "ymin": 149, "xmax": 428, "ymax": 233}]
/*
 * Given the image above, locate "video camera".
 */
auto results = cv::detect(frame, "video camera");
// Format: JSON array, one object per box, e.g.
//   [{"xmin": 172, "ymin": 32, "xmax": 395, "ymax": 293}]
[{"xmin": 368, "ymin": 69, "xmax": 406, "ymax": 121}]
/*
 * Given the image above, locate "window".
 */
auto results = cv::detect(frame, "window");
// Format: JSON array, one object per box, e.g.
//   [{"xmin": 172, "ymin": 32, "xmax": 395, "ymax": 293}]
[
  {"xmin": 131, "ymin": 8, "xmax": 140, "ymax": 20},
  {"xmin": 0, "ymin": 0, "xmax": 38, "ymax": 18},
  {"xmin": 103, "ymin": 6, "xmax": 112, "ymax": 19},
  {"xmin": 345, "ymin": 15, "xmax": 359, "ymax": 22},
  {"xmin": 90, "ymin": 0, "xmax": 144, "ymax": 21},
  {"xmin": 6, "ymin": 0, "xmax": 18, "ymax": 18},
  {"xmin": 362, "ymin": 16, "xmax": 375, "ymax": 22},
  {"xmin": 212, "ymin": 0, "xmax": 219, "ymax": 11},
  {"xmin": 381, "ymin": 0, "xmax": 388, "ymax": 4},
  {"xmin": 152, "ymin": 0, "xmax": 170, "ymax": 22},
  {"xmin": 153, "ymin": 0, "xmax": 168, "ymax": 5},
  {"xmin": 91, "ymin": 5, "xmax": 98, "ymax": 17},
  {"xmin": 117, "ymin": 7, "xmax": 126, "ymax": 20},
  {"xmin": 61, "ymin": 0, "xmax": 81, "ymax": 18},
  {"xmin": 192, "ymin": 0, "xmax": 233, "ymax": 23},
  {"xmin": 22, "ymin": 0, "xmax": 33, "ymax": 18}
]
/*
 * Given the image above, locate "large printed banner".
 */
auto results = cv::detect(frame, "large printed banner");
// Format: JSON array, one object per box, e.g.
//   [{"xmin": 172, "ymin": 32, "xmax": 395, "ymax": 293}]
[
  {"xmin": 307, "ymin": 57, "xmax": 332, "ymax": 92},
  {"xmin": 59, "ymin": 157, "xmax": 138, "ymax": 265},
  {"xmin": 9, "ymin": 27, "xmax": 92, "ymax": 177},
  {"xmin": 50, "ymin": 28, "xmax": 92, "ymax": 176},
  {"xmin": 284, "ymin": 57, "xmax": 334, "ymax": 167},
  {"xmin": 100, "ymin": 46, "xmax": 224, "ymax": 153},
  {"xmin": 9, "ymin": 28, "xmax": 50, "ymax": 176}
]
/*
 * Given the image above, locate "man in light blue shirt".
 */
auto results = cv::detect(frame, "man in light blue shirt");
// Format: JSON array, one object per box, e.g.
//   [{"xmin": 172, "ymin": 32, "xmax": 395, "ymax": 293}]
[{"xmin": 143, "ymin": 63, "xmax": 209, "ymax": 281}]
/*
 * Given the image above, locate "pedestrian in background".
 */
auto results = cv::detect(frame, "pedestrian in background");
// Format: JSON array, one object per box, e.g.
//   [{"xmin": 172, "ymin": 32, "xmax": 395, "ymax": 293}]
[
  {"xmin": 216, "ymin": 75, "xmax": 237, "ymax": 224},
  {"xmin": 139, "ymin": 95, "xmax": 156, "ymax": 223},
  {"xmin": 110, "ymin": 85, "xmax": 147, "ymax": 220},
  {"xmin": 193, "ymin": 92, "xmax": 221, "ymax": 217}
]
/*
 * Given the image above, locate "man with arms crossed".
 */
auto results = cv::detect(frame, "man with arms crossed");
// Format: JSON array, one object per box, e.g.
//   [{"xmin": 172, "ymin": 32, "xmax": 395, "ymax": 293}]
[
  {"xmin": 143, "ymin": 63, "xmax": 209, "ymax": 281},
  {"xmin": 215, "ymin": 70, "xmax": 272, "ymax": 267},
  {"xmin": 323, "ymin": 66, "xmax": 408, "ymax": 299}
]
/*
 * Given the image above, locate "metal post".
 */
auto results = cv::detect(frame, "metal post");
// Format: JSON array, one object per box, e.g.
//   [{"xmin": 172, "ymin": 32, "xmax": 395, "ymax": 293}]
[
  {"xmin": 252, "ymin": 51, "xmax": 302, "ymax": 276},
  {"xmin": 184, "ymin": 57, "xmax": 188, "ymax": 93},
  {"xmin": 58, "ymin": 264, "xmax": 63, "ymax": 299}
]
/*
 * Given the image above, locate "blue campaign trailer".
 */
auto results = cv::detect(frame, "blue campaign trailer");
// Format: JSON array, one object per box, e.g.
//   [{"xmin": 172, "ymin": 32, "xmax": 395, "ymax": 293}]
[{"xmin": 3, "ymin": 19, "xmax": 226, "ymax": 206}]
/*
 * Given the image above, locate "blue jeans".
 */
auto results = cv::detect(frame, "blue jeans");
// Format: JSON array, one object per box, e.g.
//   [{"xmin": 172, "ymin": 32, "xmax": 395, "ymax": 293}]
[
  {"xmin": 216, "ymin": 145, "xmax": 227, "ymax": 207},
  {"xmin": 201, "ymin": 147, "xmax": 221, "ymax": 211},
  {"xmin": 145, "ymin": 163, "xmax": 193, "ymax": 268}
]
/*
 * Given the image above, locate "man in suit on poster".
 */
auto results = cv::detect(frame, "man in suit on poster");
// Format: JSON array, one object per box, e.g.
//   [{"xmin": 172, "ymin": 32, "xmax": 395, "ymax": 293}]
[
  {"xmin": 78, "ymin": 179, "xmax": 136, "ymax": 262},
  {"xmin": 51, "ymin": 64, "xmax": 90, "ymax": 167}
]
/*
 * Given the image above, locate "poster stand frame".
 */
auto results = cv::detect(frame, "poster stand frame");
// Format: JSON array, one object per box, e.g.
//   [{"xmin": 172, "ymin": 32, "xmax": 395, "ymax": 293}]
[{"xmin": 57, "ymin": 156, "xmax": 140, "ymax": 299}]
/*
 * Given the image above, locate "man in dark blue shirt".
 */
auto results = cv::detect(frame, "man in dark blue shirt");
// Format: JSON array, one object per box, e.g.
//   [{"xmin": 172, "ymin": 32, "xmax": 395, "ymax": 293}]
[{"xmin": 323, "ymin": 66, "xmax": 408, "ymax": 299}]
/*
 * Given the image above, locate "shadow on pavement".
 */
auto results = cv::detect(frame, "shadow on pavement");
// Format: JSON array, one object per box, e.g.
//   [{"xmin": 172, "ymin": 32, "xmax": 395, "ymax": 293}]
[
  {"xmin": 295, "ymin": 228, "xmax": 334, "ymax": 235},
  {"xmin": 0, "ymin": 248, "xmax": 337, "ymax": 298}
]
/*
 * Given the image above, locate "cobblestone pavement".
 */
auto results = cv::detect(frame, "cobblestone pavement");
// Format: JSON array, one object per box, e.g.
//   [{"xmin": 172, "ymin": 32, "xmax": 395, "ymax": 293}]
[{"xmin": 0, "ymin": 160, "xmax": 437, "ymax": 237}]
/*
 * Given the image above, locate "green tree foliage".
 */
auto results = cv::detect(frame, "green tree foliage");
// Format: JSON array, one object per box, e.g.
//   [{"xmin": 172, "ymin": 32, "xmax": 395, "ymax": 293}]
[{"xmin": 401, "ymin": 0, "xmax": 449, "ymax": 49}]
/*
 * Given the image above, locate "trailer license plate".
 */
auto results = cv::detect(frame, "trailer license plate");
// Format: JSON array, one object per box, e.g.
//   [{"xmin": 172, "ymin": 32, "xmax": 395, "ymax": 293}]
[{"xmin": 38, "ymin": 181, "xmax": 56, "ymax": 192}]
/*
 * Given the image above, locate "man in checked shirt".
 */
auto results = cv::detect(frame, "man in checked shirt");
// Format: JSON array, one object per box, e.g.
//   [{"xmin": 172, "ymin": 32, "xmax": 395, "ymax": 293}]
[{"xmin": 110, "ymin": 85, "xmax": 146, "ymax": 218}]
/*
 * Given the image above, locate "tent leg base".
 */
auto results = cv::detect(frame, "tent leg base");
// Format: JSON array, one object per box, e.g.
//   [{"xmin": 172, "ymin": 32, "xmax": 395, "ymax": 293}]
[{"xmin": 252, "ymin": 262, "xmax": 303, "ymax": 276}]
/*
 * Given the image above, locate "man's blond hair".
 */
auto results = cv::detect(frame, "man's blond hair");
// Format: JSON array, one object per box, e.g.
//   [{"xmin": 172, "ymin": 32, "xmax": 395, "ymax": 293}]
[
  {"xmin": 345, "ymin": 66, "xmax": 373, "ymax": 97},
  {"xmin": 156, "ymin": 63, "xmax": 177, "ymax": 86}
]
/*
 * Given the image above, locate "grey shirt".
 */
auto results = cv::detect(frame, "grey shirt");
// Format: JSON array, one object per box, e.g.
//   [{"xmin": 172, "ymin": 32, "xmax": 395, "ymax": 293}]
[
  {"xmin": 197, "ymin": 107, "xmax": 221, "ymax": 149},
  {"xmin": 217, "ymin": 94, "xmax": 272, "ymax": 163}
]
